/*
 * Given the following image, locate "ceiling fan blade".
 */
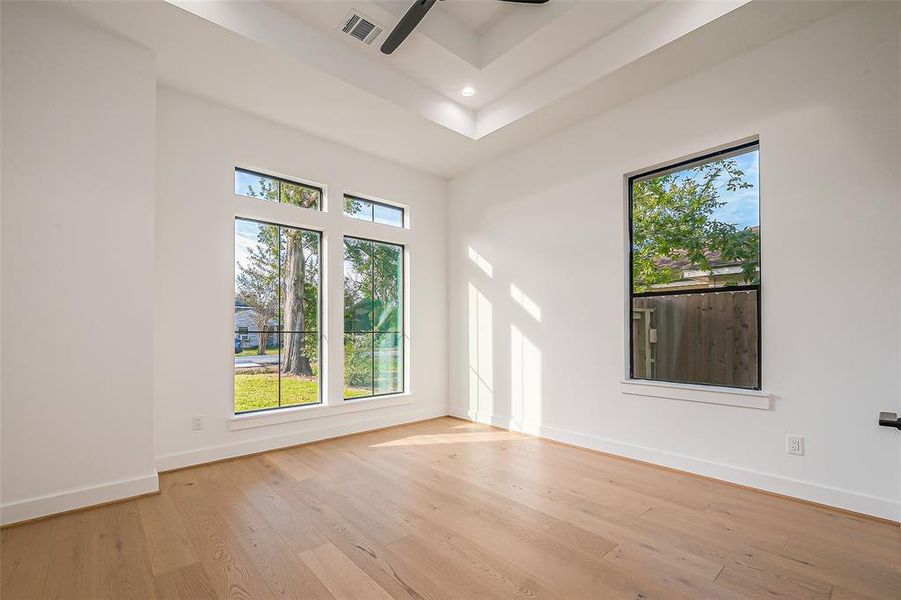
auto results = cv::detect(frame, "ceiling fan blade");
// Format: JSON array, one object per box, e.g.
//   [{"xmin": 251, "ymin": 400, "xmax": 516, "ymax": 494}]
[{"xmin": 381, "ymin": 0, "xmax": 438, "ymax": 55}]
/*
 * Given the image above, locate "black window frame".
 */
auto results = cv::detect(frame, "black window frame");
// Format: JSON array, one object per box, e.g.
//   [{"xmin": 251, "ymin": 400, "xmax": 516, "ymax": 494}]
[
  {"xmin": 234, "ymin": 167, "xmax": 323, "ymax": 211},
  {"xmin": 234, "ymin": 216, "xmax": 324, "ymax": 414},
  {"xmin": 627, "ymin": 140, "xmax": 762, "ymax": 391},
  {"xmin": 343, "ymin": 234, "xmax": 405, "ymax": 400},
  {"xmin": 343, "ymin": 194, "xmax": 405, "ymax": 228}
]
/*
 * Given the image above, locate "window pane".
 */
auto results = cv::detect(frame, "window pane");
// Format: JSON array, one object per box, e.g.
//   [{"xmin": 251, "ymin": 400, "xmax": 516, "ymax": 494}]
[
  {"xmin": 235, "ymin": 217, "xmax": 321, "ymax": 414},
  {"xmin": 235, "ymin": 332, "xmax": 280, "ymax": 413},
  {"xmin": 280, "ymin": 332, "xmax": 320, "ymax": 407},
  {"xmin": 631, "ymin": 290, "xmax": 759, "ymax": 388},
  {"xmin": 372, "ymin": 241, "xmax": 402, "ymax": 332},
  {"xmin": 344, "ymin": 238, "xmax": 374, "ymax": 332},
  {"xmin": 374, "ymin": 332, "xmax": 402, "ymax": 394},
  {"xmin": 343, "ymin": 237, "xmax": 404, "ymax": 400},
  {"xmin": 235, "ymin": 169, "xmax": 278, "ymax": 202},
  {"xmin": 631, "ymin": 147, "xmax": 759, "ymax": 294},
  {"xmin": 344, "ymin": 196, "xmax": 373, "ymax": 222},
  {"xmin": 281, "ymin": 180, "xmax": 320, "ymax": 210},
  {"xmin": 235, "ymin": 219, "xmax": 279, "ymax": 332},
  {"xmin": 344, "ymin": 333, "xmax": 373, "ymax": 398},
  {"xmin": 235, "ymin": 169, "xmax": 321, "ymax": 211},
  {"xmin": 280, "ymin": 228, "xmax": 320, "ymax": 332},
  {"xmin": 373, "ymin": 203, "xmax": 404, "ymax": 227}
]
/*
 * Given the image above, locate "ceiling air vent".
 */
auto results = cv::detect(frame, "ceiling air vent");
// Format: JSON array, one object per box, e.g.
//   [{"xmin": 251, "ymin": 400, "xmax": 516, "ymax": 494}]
[{"xmin": 339, "ymin": 11, "xmax": 383, "ymax": 46}]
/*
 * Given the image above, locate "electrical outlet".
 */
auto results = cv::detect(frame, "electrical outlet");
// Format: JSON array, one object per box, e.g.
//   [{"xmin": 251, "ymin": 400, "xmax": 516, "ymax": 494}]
[
  {"xmin": 192, "ymin": 415, "xmax": 204, "ymax": 431},
  {"xmin": 786, "ymin": 435, "xmax": 804, "ymax": 456}
]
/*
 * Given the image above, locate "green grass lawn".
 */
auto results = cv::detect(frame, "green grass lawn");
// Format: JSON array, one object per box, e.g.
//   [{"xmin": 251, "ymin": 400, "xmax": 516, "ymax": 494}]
[
  {"xmin": 235, "ymin": 346, "xmax": 278, "ymax": 357},
  {"xmin": 234, "ymin": 372, "xmax": 372, "ymax": 413},
  {"xmin": 344, "ymin": 387, "xmax": 371, "ymax": 400}
]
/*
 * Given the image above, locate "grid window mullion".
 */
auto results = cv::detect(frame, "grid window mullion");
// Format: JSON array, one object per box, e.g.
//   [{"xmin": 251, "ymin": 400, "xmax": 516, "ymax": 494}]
[
  {"xmin": 277, "ymin": 225, "xmax": 282, "ymax": 407},
  {"xmin": 343, "ymin": 236, "xmax": 403, "ymax": 400},
  {"xmin": 234, "ymin": 217, "xmax": 322, "ymax": 414}
]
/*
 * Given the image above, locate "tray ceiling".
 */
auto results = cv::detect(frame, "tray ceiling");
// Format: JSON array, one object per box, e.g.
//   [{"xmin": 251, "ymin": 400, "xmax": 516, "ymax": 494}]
[{"xmin": 65, "ymin": 0, "xmax": 849, "ymax": 177}]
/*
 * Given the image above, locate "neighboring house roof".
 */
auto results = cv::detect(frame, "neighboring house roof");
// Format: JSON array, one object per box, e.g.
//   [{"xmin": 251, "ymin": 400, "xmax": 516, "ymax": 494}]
[
  {"xmin": 654, "ymin": 226, "xmax": 759, "ymax": 272},
  {"xmin": 649, "ymin": 226, "xmax": 759, "ymax": 290},
  {"xmin": 234, "ymin": 307, "xmax": 277, "ymax": 330}
]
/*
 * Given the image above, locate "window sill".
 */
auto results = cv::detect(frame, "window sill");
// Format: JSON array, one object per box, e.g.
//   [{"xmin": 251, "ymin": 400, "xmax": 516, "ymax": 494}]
[
  {"xmin": 229, "ymin": 394, "xmax": 412, "ymax": 431},
  {"xmin": 620, "ymin": 380, "xmax": 771, "ymax": 410}
]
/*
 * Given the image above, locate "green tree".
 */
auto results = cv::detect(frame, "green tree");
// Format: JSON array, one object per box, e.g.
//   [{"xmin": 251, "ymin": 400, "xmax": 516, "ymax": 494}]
[
  {"xmin": 236, "ymin": 223, "xmax": 278, "ymax": 355},
  {"xmin": 343, "ymin": 239, "xmax": 402, "ymax": 390},
  {"xmin": 631, "ymin": 157, "xmax": 759, "ymax": 292}
]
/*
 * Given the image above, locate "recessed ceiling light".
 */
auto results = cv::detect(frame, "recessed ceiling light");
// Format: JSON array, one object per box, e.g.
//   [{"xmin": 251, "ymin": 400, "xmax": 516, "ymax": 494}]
[{"xmin": 461, "ymin": 86, "xmax": 476, "ymax": 97}]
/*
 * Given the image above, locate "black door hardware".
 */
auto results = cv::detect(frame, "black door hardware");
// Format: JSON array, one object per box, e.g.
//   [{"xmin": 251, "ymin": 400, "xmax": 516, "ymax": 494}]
[{"xmin": 878, "ymin": 412, "xmax": 901, "ymax": 430}]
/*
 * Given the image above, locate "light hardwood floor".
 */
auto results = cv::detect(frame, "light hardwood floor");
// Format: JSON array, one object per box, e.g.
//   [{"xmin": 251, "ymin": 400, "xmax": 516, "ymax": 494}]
[{"xmin": 2, "ymin": 417, "xmax": 899, "ymax": 599}]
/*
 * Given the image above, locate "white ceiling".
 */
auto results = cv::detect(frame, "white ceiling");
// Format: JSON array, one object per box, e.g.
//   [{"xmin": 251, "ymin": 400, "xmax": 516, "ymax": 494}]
[
  {"xmin": 66, "ymin": 0, "xmax": 849, "ymax": 178},
  {"xmin": 437, "ymin": 1, "xmax": 510, "ymax": 33},
  {"xmin": 269, "ymin": 0, "xmax": 664, "ymax": 115}
]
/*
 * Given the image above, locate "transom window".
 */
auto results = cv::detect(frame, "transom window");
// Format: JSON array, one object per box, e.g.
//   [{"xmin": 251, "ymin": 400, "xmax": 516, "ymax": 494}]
[
  {"xmin": 343, "ymin": 236, "xmax": 404, "ymax": 399},
  {"xmin": 344, "ymin": 195, "xmax": 404, "ymax": 228},
  {"xmin": 234, "ymin": 218, "xmax": 321, "ymax": 413},
  {"xmin": 235, "ymin": 168, "xmax": 322, "ymax": 210},
  {"xmin": 629, "ymin": 141, "xmax": 760, "ymax": 389}
]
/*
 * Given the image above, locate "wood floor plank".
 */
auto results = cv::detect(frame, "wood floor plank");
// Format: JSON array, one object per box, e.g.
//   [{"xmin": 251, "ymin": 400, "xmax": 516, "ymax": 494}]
[
  {"xmin": 602, "ymin": 540, "xmax": 724, "ymax": 582},
  {"xmin": 263, "ymin": 449, "xmax": 318, "ymax": 482},
  {"xmin": 300, "ymin": 542, "xmax": 393, "ymax": 600},
  {"xmin": 237, "ymin": 527, "xmax": 336, "ymax": 600},
  {"xmin": 714, "ymin": 563, "xmax": 832, "ymax": 600},
  {"xmin": 1, "ymin": 518, "xmax": 56, "ymax": 598},
  {"xmin": 98, "ymin": 501, "xmax": 157, "ymax": 600},
  {"xmin": 263, "ymin": 509, "xmax": 330, "ymax": 556},
  {"xmin": 163, "ymin": 469, "xmax": 277, "ymax": 599},
  {"xmin": 152, "ymin": 562, "xmax": 218, "ymax": 600},
  {"xmin": 223, "ymin": 456, "xmax": 297, "ymax": 517},
  {"xmin": 135, "ymin": 487, "xmax": 199, "ymax": 576},
  {"xmin": 387, "ymin": 524, "xmax": 558, "ymax": 600},
  {"xmin": 41, "ymin": 531, "xmax": 100, "ymax": 599},
  {"xmin": 289, "ymin": 478, "xmax": 437, "ymax": 599},
  {"xmin": 193, "ymin": 463, "xmax": 272, "ymax": 537},
  {"xmin": 640, "ymin": 505, "xmax": 790, "ymax": 552},
  {"xmin": 52, "ymin": 507, "xmax": 100, "ymax": 542},
  {"xmin": 2, "ymin": 417, "xmax": 898, "ymax": 600}
]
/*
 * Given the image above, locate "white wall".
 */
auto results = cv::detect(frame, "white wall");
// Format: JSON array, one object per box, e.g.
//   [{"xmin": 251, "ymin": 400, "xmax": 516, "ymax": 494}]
[
  {"xmin": 1, "ymin": 2, "xmax": 158, "ymax": 523},
  {"xmin": 448, "ymin": 3, "xmax": 901, "ymax": 520},
  {"xmin": 1, "ymin": 0, "xmax": 897, "ymax": 525},
  {"xmin": 153, "ymin": 88, "xmax": 448, "ymax": 470}
]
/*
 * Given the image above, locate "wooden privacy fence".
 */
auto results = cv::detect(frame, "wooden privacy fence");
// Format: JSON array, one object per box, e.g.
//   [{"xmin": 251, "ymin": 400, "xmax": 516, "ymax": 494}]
[{"xmin": 632, "ymin": 289, "xmax": 759, "ymax": 388}]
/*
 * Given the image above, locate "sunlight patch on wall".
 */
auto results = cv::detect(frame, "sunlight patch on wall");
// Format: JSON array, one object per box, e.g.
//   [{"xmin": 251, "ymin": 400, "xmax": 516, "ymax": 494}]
[
  {"xmin": 510, "ymin": 284, "xmax": 541, "ymax": 322},
  {"xmin": 511, "ymin": 324, "xmax": 541, "ymax": 431},
  {"xmin": 468, "ymin": 246, "xmax": 493, "ymax": 277},
  {"xmin": 468, "ymin": 282, "xmax": 494, "ymax": 416}
]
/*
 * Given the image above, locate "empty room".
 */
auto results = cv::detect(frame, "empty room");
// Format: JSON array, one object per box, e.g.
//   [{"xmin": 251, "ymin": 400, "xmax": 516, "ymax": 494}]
[{"xmin": 1, "ymin": 0, "xmax": 900, "ymax": 598}]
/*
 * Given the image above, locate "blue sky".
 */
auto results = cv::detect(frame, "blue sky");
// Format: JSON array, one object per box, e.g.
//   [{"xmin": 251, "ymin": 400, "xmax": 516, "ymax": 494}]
[
  {"xmin": 709, "ymin": 150, "xmax": 759, "ymax": 229},
  {"xmin": 669, "ymin": 149, "xmax": 759, "ymax": 229},
  {"xmin": 235, "ymin": 219, "xmax": 260, "ymax": 293}
]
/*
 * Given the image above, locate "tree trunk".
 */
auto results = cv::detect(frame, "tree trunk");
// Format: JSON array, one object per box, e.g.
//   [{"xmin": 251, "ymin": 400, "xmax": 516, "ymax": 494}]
[
  {"xmin": 282, "ymin": 232, "xmax": 312, "ymax": 376},
  {"xmin": 257, "ymin": 329, "xmax": 268, "ymax": 356}
]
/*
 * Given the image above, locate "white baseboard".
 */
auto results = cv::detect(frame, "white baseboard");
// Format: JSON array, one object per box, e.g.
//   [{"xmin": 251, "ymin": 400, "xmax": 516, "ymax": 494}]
[
  {"xmin": 0, "ymin": 472, "xmax": 160, "ymax": 526},
  {"xmin": 449, "ymin": 408, "xmax": 900, "ymax": 522},
  {"xmin": 156, "ymin": 406, "xmax": 447, "ymax": 472}
]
